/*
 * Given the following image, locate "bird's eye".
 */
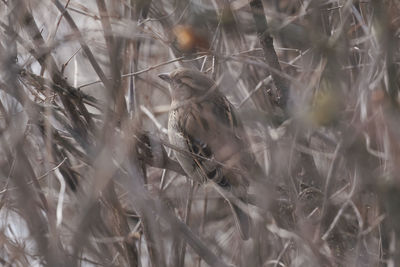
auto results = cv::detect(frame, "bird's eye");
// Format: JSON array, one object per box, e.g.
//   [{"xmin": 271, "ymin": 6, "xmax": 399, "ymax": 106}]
[{"xmin": 176, "ymin": 78, "xmax": 182, "ymax": 84}]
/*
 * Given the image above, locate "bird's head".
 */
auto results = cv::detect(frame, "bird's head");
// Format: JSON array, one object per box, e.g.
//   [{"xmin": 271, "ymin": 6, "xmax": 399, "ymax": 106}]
[{"xmin": 158, "ymin": 68, "xmax": 215, "ymax": 102}]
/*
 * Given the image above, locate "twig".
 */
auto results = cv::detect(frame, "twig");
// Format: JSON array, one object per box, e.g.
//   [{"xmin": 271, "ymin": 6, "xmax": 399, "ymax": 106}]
[
  {"xmin": 78, "ymin": 53, "xmax": 209, "ymax": 89},
  {"xmin": 179, "ymin": 180, "xmax": 195, "ymax": 267},
  {"xmin": 0, "ymin": 157, "xmax": 67, "ymax": 195},
  {"xmin": 52, "ymin": 0, "xmax": 112, "ymax": 92},
  {"xmin": 249, "ymin": 0, "xmax": 290, "ymax": 110}
]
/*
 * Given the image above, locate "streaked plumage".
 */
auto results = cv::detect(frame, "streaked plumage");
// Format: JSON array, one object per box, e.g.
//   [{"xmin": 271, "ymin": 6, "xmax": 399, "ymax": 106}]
[{"xmin": 159, "ymin": 68, "xmax": 254, "ymax": 240}]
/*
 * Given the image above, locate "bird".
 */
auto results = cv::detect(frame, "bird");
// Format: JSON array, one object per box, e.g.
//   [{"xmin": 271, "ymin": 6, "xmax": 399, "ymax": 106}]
[{"xmin": 159, "ymin": 68, "xmax": 257, "ymax": 240}]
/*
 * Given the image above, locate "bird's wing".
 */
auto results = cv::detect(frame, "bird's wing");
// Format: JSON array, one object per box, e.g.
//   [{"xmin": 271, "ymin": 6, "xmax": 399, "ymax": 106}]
[
  {"xmin": 177, "ymin": 92, "xmax": 250, "ymax": 189},
  {"xmin": 176, "ymin": 94, "xmax": 251, "ymax": 239}
]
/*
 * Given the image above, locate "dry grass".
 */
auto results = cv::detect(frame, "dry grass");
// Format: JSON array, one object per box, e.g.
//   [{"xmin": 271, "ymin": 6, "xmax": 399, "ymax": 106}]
[{"xmin": 0, "ymin": 0, "xmax": 399, "ymax": 266}]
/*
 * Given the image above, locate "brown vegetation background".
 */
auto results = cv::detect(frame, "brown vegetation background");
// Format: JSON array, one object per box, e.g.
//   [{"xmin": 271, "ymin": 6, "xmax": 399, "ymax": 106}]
[{"xmin": 0, "ymin": 0, "xmax": 400, "ymax": 266}]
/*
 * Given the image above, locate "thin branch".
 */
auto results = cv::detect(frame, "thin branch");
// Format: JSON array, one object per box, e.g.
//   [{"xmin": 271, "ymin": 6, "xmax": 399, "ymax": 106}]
[{"xmin": 249, "ymin": 0, "xmax": 290, "ymax": 110}]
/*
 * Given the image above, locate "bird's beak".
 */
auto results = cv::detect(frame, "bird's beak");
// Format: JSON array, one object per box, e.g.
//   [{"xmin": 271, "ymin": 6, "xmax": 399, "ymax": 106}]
[{"xmin": 158, "ymin": 73, "xmax": 172, "ymax": 83}]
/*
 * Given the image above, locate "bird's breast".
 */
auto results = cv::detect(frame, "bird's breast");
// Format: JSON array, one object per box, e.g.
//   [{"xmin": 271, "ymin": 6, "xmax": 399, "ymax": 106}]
[{"xmin": 168, "ymin": 109, "xmax": 201, "ymax": 181}]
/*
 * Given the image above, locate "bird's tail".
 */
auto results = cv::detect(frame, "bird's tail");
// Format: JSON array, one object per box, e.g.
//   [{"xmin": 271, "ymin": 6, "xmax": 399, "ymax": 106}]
[
  {"xmin": 231, "ymin": 201, "xmax": 251, "ymax": 240},
  {"xmin": 210, "ymin": 182, "xmax": 251, "ymax": 240}
]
